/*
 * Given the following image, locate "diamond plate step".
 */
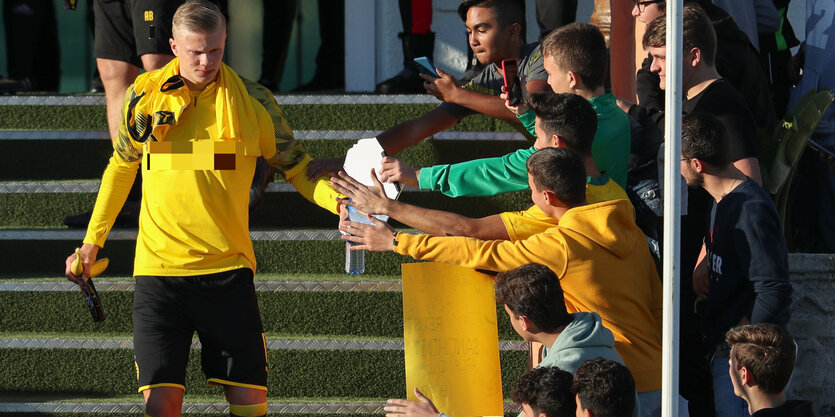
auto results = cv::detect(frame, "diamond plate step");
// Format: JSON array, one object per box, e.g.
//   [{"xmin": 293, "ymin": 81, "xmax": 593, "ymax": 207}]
[
  {"xmin": 0, "ymin": 129, "xmax": 525, "ymax": 141},
  {"xmin": 0, "ymin": 280, "xmax": 403, "ymax": 292},
  {"xmin": 0, "ymin": 94, "xmax": 440, "ymax": 106},
  {"xmin": 0, "ymin": 401, "xmax": 521, "ymax": 415},
  {"xmin": 0, "ymin": 338, "xmax": 526, "ymax": 351}
]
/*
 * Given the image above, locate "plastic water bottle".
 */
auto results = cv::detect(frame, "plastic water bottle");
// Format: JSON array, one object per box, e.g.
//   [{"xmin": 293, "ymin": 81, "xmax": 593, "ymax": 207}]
[{"xmin": 345, "ymin": 240, "xmax": 365, "ymax": 274}]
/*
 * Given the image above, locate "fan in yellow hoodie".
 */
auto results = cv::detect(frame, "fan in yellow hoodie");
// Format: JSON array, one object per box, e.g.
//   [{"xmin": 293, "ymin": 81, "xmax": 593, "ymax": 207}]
[{"xmin": 335, "ymin": 147, "xmax": 663, "ymax": 408}]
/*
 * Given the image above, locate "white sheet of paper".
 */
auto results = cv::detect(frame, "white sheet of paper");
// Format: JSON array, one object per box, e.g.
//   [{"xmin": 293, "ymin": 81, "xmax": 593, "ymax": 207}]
[{"xmin": 343, "ymin": 138, "xmax": 401, "ymax": 224}]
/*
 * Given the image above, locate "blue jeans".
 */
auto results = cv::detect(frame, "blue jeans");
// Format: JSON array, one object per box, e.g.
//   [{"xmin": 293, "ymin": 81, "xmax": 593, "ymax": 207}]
[{"xmin": 711, "ymin": 354, "xmax": 750, "ymax": 417}]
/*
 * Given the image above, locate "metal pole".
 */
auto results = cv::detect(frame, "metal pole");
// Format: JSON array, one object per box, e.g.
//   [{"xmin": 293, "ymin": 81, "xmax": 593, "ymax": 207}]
[{"xmin": 662, "ymin": 1, "xmax": 683, "ymax": 416}]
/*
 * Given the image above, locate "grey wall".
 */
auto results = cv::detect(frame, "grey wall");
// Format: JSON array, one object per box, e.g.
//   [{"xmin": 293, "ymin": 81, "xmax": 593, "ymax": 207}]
[{"xmin": 787, "ymin": 254, "xmax": 835, "ymax": 416}]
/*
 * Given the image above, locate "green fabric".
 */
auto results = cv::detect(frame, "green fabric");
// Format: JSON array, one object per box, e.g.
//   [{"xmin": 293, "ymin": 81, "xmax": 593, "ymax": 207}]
[
  {"xmin": 417, "ymin": 92, "xmax": 631, "ymax": 196},
  {"xmin": 775, "ymin": 7, "xmax": 788, "ymax": 51},
  {"xmin": 418, "ymin": 147, "xmax": 536, "ymax": 197},
  {"xmin": 517, "ymin": 110, "xmax": 537, "ymax": 135},
  {"xmin": 588, "ymin": 92, "xmax": 630, "ymax": 188}
]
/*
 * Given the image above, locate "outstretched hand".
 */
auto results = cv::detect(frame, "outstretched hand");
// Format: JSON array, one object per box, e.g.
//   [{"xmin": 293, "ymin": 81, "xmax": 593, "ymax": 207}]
[
  {"xmin": 331, "ymin": 169, "xmax": 393, "ymax": 216},
  {"xmin": 379, "ymin": 156, "xmax": 419, "ymax": 187},
  {"xmin": 339, "ymin": 215, "xmax": 396, "ymax": 252},
  {"xmin": 384, "ymin": 388, "xmax": 440, "ymax": 417}
]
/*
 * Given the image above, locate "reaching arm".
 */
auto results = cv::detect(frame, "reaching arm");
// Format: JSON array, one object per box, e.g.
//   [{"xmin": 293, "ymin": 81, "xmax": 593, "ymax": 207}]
[
  {"xmin": 376, "ymin": 107, "xmax": 460, "ymax": 155},
  {"xmin": 331, "ymin": 170, "xmax": 510, "ymax": 240},
  {"xmin": 418, "ymin": 147, "xmax": 536, "ymax": 197}
]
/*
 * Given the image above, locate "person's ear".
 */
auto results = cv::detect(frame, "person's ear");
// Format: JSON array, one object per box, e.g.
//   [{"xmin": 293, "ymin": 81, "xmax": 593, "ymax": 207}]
[
  {"xmin": 519, "ymin": 315, "xmax": 534, "ymax": 332},
  {"xmin": 739, "ymin": 366, "xmax": 753, "ymax": 386},
  {"xmin": 553, "ymin": 135, "xmax": 565, "ymax": 149},
  {"xmin": 691, "ymin": 157, "xmax": 705, "ymax": 173},
  {"xmin": 567, "ymin": 70, "xmax": 579, "ymax": 90},
  {"xmin": 169, "ymin": 38, "xmax": 178, "ymax": 56},
  {"xmin": 509, "ymin": 22, "xmax": 521, "ymax": 40},
  {"xmin": 688, "ymin": 47, "xmax": 701, "ymax": 67},
  {"xmin": 542, "ymin": 190, "xmax": 560, "ymax": 206}
]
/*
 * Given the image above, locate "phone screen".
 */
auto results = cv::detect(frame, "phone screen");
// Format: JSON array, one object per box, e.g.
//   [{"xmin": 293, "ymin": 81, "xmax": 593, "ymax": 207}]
[{"xmin": 502, "ymin": 59, "xmax": 522, "ymax": 106}]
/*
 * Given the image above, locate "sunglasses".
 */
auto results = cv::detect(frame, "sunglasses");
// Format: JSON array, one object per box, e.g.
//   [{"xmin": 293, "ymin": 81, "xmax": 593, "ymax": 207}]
[{"xmin": 633, "ymin": 0, "xmax": 665, "ymax": 13}]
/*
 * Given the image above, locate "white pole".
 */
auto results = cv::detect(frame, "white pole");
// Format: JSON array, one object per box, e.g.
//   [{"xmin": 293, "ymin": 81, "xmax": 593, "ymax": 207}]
[{"xmin": 662, "ymin": 1, "xmax": 683, "ymax": 417}]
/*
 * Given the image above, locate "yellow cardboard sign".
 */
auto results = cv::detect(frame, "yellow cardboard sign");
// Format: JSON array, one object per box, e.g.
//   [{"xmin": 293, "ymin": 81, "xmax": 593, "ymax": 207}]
[{"xmin": 402, "ymin": 262, "xmax": 504, "ymax": 417}]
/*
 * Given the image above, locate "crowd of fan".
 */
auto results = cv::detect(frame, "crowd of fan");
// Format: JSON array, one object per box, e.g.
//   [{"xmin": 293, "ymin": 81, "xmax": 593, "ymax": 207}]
[{"xmin": 39, "ymin": 0, "xmax": 830, "ymax": 416}]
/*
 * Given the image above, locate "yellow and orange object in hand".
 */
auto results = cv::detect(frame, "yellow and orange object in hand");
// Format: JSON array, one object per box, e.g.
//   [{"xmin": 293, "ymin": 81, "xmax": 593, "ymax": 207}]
[{"xmin": 70, "ymin": 248, "xmax": 108, "ymax": 322}]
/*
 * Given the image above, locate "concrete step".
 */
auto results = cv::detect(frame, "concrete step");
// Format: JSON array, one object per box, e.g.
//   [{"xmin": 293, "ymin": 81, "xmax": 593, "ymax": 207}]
[
  {"xmin": 0, "ymin": 228, "xmax": 422, "ymax": 277},
  {"xmin": 0, "ymin": 277, "xmax": 518, "ymax": 340},
  {"xmin": 0, "ymin": 345, "xmax": 526, "ymax": 400}
]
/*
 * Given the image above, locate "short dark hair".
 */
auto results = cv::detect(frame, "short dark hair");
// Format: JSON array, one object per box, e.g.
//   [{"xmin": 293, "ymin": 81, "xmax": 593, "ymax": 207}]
[
  {"xmin": 642, "ymin": 4, "xmax": 716, "ymax": 66},
  {"xmin": 681, "ymin": 112, "xmax": 732, "ymax": 168},
  {"xmin": 528, "ymin": 92, "xmax": 598, "ymax": 155},
  {"xmin": 512, "ymin": 367, "xmax": 575, "ymax": 417},
  {"xmin": 526, "ymin": 147, "xmax": 587, "ymax": 205},
  {"xmin": 457, "ymin": 0, "xmax": 525, "ymax": 28},
  {"xmin": 726, "ymin": 324, "xmax": 797, "ymax": 395},
  {"xmin": 541, "ymin": 23, "xmax": 608, "ymax": 90},
  {"xmin": 573, "ymin": 358, "xmax": 636, "ymax": 417},
  {"xmin": 495, "ymin": 264, "xmax": 572, "ymax": 332}
]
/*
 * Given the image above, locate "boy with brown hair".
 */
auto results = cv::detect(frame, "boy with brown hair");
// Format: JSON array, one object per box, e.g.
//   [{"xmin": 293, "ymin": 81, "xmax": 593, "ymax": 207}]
[{"xmin": 726, "ymin": 324, "xmax": 812, "ymax": 416}]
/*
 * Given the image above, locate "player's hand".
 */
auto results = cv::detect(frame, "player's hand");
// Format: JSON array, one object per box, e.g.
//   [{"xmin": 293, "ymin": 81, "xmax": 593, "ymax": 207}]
[
  {"xmin": 332, "ymin": 169, "xmax": 392, "ymax": 216},
  {"xmin": 340, "ymin": 215, "xmax": 396, "ymax": 252},
  {"xmin": 379, "ymin": 156, "xmax": 419, "ymax": 187},
  {"xmin": 500, "ymin": 85, "xmax": 528, "ymax": 115},
  {"xmin": 422, "ymin": 68, "xmax": 460, "ymax": 103},
  {"xmin": 692, "ymin": 256, "xmax": 709, "ymax": 299},
  {"xmin": 65, "ymin": 243, "xmax": 99, "ymax": 284},
  {"xmin": 384, "ymin": 388, "xmax": 440, "ymax": 417},
  {"xmin": 307, "ymin": 157, "xmax": 346, "ymax": 181}
]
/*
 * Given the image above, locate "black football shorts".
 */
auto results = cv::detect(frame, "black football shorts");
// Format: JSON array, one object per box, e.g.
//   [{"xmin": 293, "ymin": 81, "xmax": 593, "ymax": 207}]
[
  {"xmin": 93, "ymin": 0, "xmax": 181, "ymax": 65},
  {"xmin": 133, "ymin": 268, "xmax": 268, "ymax": 392}
]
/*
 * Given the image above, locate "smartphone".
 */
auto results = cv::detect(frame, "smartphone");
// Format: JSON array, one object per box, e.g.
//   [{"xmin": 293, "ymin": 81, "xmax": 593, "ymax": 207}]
[
  {"xmin": 502, "ymin": 58, "xmax": 523, "ymax": 106},
  {"xmin": 414, "ymin": 56, "xmax": 440, "ymax": 78},
  {"xmin": 809, "ymin": 139, "xmax": 835, "ymax": 159}
]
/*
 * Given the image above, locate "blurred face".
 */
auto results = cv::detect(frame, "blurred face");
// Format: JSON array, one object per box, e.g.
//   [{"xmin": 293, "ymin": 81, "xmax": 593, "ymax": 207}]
[
  {"xmin": 544, "ymin": 55, "xmax": 572, "ymax": 94},
  {"xmin": 633, "ymin": 1, "xmax": 665, "ymax": 26},
  {"xmin": 648, "ymin": 46, "xmax": 666, "ymax": 90},
  {"xmin": 466, "ymin": 6, "xmax": 517, "ymax": 66},
  {"xmin": 170, "ymin": 22, "xmax": 226, "ymax": 91}
]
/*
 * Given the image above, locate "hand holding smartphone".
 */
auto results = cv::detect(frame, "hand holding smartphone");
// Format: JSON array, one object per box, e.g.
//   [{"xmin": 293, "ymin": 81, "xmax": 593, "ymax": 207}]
[
  {"xmin": 502, "ymin": 58, "xmax": 523, "ymax": 106},
  {"xmin": 414, "ymin": 56, "xmax": 440, "ymax": 78}
]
